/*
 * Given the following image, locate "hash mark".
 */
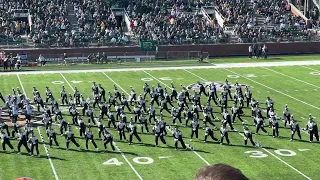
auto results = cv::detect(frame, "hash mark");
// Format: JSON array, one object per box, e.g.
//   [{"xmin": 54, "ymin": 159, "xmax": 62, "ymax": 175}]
[
  {"xmin": 298, "ymin": 149, "xmax": 311, "ymax": 152},
  {"xmin": 158, "ymin": 156, "xmax": 173, "ymax": 159}
]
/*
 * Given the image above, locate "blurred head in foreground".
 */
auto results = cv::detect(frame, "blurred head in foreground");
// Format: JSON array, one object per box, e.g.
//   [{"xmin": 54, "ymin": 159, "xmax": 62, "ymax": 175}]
[{"xmin": 195, "ymin": 163, "xmax": 249, "ymax": 180}]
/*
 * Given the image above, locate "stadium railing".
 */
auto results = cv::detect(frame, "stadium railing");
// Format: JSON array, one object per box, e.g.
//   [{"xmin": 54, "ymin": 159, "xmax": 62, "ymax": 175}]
[
  {"xmin": 0, "ymin": 32, "xmax": 319, "ymax": 49},
  {"xmin": 20, "ymin": 51, "xmax": 209, "ymax": 65}
]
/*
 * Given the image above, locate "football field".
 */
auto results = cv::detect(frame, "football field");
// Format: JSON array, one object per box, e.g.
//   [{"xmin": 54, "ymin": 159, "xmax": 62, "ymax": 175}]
[{"xmin": 1, "ymin": 59, "xmax": 320, "ymax": 180}]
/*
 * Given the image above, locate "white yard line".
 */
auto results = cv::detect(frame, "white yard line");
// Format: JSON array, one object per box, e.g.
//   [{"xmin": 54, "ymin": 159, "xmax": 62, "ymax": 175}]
[
  {"xmin": 222, "ymin": 68, "xmax": 320, "ymax": 110},
  {"xmin": 262, "ymin": 148, "xmax": 312, "ymax": 180},
  {"xmin": 141, "ymin": 70, "xmax": 210, "ymax": 166},
  {"xmin": 2, "ymin": 60, "xmax": 320, "ymax": 75},
  {"xmin": 102, "ymin": 72, "xmax": 128, "ymax": 94},
  {"xmin": 183, "ymin": 69, "xmax": 312, "ymax": 180},
  {"xmin": 103, "ymin": 70, "xmax": 210, "ymax": 165},
  {"xmin": 17, "ymin": 74, "xmax": 60, "ymax": 180},
  {"xmin": 262, "ymin": 67, "xmax": 320, "ymax": 89},
  {"xmin": 184, "ymin": 69, "xmax": 207, "ymax": 81},
  {"xmin": 301, "ymin": 65, "xmax": 320, "ymax": 72},
  {"xmin": 61, "ymin": 72, "xmax": 143, "ymax": 180}
]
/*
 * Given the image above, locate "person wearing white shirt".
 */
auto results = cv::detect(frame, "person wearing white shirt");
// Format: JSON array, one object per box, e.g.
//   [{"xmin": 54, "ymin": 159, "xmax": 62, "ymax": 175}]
[
  {"xmin": 38, "ymin": 54, "xmax": 46, "ymax": 66},
  {"xmin": 171, "ymin": 9, "xmax": 175, "ymax": 16},
  {"xmin": 247, "ymin": 22, "xmax": 254, "ymax": 29},
  {"xmin": 248, "ymin": 45, "xmax": 253, "ymax": 58},
  {"xmin": 110, "ymin": 37, "xmax": 116, "ymax": 43},
  {"xmin": 266, "ymin": 16, "xmax": 271, "ymax": 23},
  {"xmin": 60, "ymin": 23, "xmax": 66, "ymax": 31},
  {"xmin": 122, "ymin": 35, "xmax": 128, "ymax": 43}
]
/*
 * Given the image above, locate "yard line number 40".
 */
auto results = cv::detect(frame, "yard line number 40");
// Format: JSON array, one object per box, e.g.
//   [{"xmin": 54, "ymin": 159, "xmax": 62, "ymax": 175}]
[
  {"xmin": 103, "ymin": 157, "xmax": 154, "ymax": 166},
  {"xmin": 245, "ymin": 149, "xmax": 297, "ymax": 158}
]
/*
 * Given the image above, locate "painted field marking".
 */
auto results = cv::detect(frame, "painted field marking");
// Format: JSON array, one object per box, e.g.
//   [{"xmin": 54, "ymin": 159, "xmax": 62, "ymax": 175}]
[
  {"xmin": 224, "ymin": 67, "xmax": 318, "ymax": 140},
  {"xmin": 221, "ymin": 68, "xmax": 320, "ymax": 110},
  {"xmin": 298, "ymin": 149, "xmax": 311, "ymax": 152},
  {"xmin": 263, "ymin": 67, "xmax": 320, "ymax": 89},
  {"xmin": 301, "ymin": 65, "xmax": 320, "ymax": 72},
  {"xmin": 158, "ymin": 156, "xmax": 173, "ymax": 159},
  {"xmin": 262, "ymin": 148, "xmax": 311, "ymax": 180},
  {"xmin": 63, "ymin": 72, "xmax": 143, "ymax": 180},
  {"xmin": 17, "ymin": 74, "xmax": 60, "ymax": 180},
  {"xmin": 142, "ymin": 70, "xmax": 210, "ymax": 166},
  {"xmin": 184, "ymin": 69, "xmax": 207, "ymax": 81},
  {"xmin": 184, "ymin": 69, "xmax": 312, "ymax": 180},
  {"xmin": 2, "ymin": 60, "xmax": 320, "ymax": 76},
  {"xmin": 103, "ymin": 70, "xmax": 211, "ymax": 165},
  {"xmin": 261, "ymin": 66, "xmax": 320, "ymax": 139}
]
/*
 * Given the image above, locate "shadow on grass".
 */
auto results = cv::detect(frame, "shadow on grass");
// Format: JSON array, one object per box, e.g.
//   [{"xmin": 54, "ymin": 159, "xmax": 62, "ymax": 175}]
[
  {"xmin": 228, "ymin": 144, "xmax": 260, "ymax": 149},
  {"xmin": 133, "ymin": 142, "xmax": 173, "ymax": 149},
  {"xmin": 268, "ymin": 57, "xmax": 284, "ymax": 60},
  {"xmin": 0, "ymin": 151, "xmax": 67, "ymax": 160},
  {"xmin": 57, "ymin": 147, "xmax": 139, "ymax": 156},
  {"xmin": 275, "ymin": 135, "xmax": 312, "ymax": 143}
]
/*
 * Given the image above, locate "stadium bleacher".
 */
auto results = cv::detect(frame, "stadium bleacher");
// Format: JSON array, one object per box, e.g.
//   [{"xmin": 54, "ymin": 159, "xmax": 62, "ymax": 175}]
[{"xmin": 0, "ymin": 0, "xmax": 319, "ymax": 48}]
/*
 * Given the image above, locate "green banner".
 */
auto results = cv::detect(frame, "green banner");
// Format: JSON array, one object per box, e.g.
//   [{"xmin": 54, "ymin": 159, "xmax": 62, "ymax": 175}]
[{"xmin": 140, "ymin": 40, "xmax": 155, "ymax": 51}]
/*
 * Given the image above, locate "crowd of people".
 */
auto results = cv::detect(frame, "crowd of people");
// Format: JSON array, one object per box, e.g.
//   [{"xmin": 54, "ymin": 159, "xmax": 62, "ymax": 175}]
[
  {"xmin": 126, "ymin": 0, "xmax": 229, "ymax": 44},
  {"xmin": 0, "ymin": 0, "xmax": 319, "ymax": 47},
  {"xmin": 211, "ymin": 0, "xmax": 316, "ymax": 43},
  {"xmin": 28, "ymin": 0, "xmax": 72, "ymax": 47},
  {"xmin": 0, "ymin": 79, "xmax": 319, "ymax": 155},
  {"xmin": 73, "ymin": 0, "xmax": 131, "ymax": 45},
  {"xmin": 0, "ymin": 1, "xmax": 28, "ymax": 43}
]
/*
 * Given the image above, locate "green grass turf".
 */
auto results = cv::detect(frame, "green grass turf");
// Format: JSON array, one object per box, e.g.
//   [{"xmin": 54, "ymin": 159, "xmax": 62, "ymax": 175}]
[
  {"xmin": 1, "ymin": 54, "xmax": 319, "ymax": 72},
  {"xmin": 0, "ymin": 64, "xmax": 320, "ymax": 180}
]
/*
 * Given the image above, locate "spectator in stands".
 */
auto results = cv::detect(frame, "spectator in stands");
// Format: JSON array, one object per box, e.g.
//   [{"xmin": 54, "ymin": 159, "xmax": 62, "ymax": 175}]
[
  {"xmin": 125, "ymin": 0, "xmax": 227, "ymax": 44},
  {"xmin": 195, "ymin": 163, "xmax": 249, "ymax": 180},
  {"xmin": 0, "ymin": 0, "xmax": 317, "ymax": 47}
]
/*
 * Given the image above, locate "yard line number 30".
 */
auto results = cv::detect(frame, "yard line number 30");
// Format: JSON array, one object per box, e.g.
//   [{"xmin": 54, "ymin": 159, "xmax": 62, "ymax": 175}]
[{"xmin": 245, "ymin": 149, "xmax": 297, "ymax": 158}]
